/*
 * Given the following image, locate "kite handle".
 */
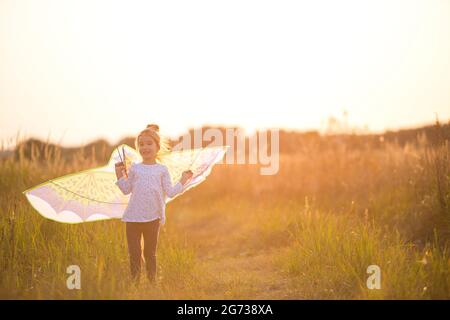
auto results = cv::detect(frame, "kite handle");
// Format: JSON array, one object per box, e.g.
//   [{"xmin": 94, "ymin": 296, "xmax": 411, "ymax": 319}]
[
  {"xmin": 117, "ymin": 146, "xmax": 128, "ymax": 178},
  {"xmin": 122, "ymin": 146, "xmax": 128, "ymax": 178}
]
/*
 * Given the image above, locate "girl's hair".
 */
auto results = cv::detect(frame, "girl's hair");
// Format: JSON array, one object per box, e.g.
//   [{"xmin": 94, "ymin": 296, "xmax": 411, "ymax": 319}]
[{"xmin": 135, "ymin": 124, "xmax": 171, "ymax": 160}]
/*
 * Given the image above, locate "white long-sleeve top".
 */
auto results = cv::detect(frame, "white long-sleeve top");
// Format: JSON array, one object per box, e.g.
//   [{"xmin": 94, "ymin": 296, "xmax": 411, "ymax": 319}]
[{"xmin": 115, "ymin": 162, "xmax": 184, "ymax": 225}]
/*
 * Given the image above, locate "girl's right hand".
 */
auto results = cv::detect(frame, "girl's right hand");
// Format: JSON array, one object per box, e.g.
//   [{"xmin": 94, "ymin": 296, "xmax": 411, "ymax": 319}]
[{"xmin": 115, "ymin": 162, "xmax": 126, "ymax": 179}]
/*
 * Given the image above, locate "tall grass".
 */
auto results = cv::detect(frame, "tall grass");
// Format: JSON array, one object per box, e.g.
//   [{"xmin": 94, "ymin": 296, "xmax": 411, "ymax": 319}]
[
  {"xmin": 277, "ymin": 204, "xmax": 449, "ymax": 299},
  {"xmin": 0, "ymin": 124, "xmax": 449, "ymax": 299}
]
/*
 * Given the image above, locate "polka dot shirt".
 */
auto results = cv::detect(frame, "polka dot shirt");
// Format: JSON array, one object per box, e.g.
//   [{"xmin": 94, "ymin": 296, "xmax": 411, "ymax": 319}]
[{"xmin": 115, "ymin": 162, "xmax": 183, "ymax": 225}]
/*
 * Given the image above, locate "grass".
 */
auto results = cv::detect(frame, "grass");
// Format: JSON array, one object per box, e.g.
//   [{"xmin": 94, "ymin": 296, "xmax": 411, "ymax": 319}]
[
  {"xmin": 0, "ymin": 123, "xmax": 449, "ymax": 299},
  {"xmin": 277, "ymin": 206, "xmax": 449, "ymax": 299}
]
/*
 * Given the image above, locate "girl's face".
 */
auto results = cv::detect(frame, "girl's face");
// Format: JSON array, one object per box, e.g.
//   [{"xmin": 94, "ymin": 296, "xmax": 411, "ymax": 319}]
[{"xmin": 138, "ymin": 135, "xmax": 159, "ymax": 161}]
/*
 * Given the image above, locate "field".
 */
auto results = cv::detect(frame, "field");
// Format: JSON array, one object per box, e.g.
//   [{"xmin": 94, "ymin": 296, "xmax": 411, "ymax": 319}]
[{"xmin": 0, "ymin": 126, "xmax": 449, "ymax": 299}]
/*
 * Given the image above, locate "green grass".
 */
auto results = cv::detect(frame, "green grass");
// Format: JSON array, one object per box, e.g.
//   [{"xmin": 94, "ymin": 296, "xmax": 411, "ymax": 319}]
[
  {"xmin": 277, "ymin": 207, "xmax": 449, "ymax": 299},
  {"xmin": 0, "ymin": 127, "xmax": 449, "ymax": 299}
]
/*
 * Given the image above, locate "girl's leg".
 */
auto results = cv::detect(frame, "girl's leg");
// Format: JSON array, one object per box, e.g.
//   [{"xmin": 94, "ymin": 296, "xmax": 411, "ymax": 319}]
[
  {"xmin": 142, "ymin": 218, "xmax": 160, "ymax": 283},
  {"xmin": 126, "ymin": 222, "xmax": 143, "ymax": 281}
]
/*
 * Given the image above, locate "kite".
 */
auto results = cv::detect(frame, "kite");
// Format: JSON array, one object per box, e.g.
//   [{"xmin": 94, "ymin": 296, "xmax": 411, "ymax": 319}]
[{"xmin": 22, "ymin": 144, "xmax": 229, "ymax": 223}]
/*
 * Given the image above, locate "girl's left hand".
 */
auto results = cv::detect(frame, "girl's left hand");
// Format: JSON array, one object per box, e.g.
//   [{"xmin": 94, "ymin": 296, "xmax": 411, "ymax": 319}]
[{"xmin": 180, "ymin": 170, "xmax": 193, "ymax": 185}]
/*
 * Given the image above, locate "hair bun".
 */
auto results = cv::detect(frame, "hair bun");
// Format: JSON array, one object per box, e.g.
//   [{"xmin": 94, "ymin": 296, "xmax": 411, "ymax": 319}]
[{"xmin": 147, "ymin": 124, "xmax": 159, "ymax": 132}]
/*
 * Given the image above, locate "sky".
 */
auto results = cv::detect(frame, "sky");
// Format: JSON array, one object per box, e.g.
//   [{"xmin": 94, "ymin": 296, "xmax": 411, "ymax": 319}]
[{"xmin": 1, "ymin": 0, "xmax": 449, "ymax": 148}]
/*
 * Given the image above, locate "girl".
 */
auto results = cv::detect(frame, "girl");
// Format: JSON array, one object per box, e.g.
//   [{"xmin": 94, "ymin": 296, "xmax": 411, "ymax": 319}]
[{"xmin": 114, "ymin": 124, "xmax": 193, "ymax": 283}]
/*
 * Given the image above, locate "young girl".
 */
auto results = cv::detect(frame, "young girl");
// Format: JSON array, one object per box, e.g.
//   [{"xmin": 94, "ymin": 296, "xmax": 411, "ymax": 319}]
[{"xmin": 114, "ymin": 124, "xmax": 193, "ymax": 283}]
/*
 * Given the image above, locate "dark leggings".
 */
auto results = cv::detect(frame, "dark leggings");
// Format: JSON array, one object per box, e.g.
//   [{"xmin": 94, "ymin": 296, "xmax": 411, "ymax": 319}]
[{"xmin": 125, "ymin": 219, "xmax": 160, "ymax": 282}]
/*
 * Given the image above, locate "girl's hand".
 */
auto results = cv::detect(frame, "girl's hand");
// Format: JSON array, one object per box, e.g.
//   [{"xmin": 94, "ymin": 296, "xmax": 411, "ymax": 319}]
[
  {"xmin": 180, "ymin": 170, "xmax": 193, "ymax": 185},
  {"xmin": 115, "ymin": 162, "xmax": 126, "ymax": 179}
]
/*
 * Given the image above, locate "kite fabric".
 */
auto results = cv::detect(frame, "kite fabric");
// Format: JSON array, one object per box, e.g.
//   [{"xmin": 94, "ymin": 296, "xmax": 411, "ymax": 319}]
[{"xmin": 22, "ymin": 144, "xmax": 229, "ymax": 224}]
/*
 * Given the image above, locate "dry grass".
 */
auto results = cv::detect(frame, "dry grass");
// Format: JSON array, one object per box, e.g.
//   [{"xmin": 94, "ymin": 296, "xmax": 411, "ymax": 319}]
[{"xmin": 0, "ymin": 125, "xmax": 449, "ymax": 299}]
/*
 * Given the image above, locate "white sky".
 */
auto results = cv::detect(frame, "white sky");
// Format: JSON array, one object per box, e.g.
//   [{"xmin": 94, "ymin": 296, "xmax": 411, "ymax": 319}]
[{"xmin": 1, "ymin": 0, "xmax": 449, "ymax": 148}]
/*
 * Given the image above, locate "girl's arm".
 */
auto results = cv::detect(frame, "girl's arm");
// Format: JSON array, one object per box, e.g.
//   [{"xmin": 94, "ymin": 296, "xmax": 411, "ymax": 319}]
[
  {"xmin": 161, "ymin": 167, "xmax": 186, "ymax": 198},
  {"xmin": 115, "ymin": 163, "xmax": 134, "ymax": 195}
]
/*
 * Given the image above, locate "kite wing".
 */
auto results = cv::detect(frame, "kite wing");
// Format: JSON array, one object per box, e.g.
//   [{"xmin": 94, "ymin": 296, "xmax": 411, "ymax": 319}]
[
  {"xmin": 158, "ymin": 145, "xmax": 230, "ymax": 202},
  {"xmin": 22, "ymin": 144, "xmax": 229, "ymax": 223},
  {"xmin": 22, "ymin": 144, "xmax": 140, "ymax": 223}
]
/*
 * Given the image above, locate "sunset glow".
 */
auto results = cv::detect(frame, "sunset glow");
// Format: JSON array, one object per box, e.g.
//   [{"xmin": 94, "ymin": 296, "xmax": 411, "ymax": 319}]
[{"xmin": 1, "ymin": 0, "xmax": 449, "ymax": 147}]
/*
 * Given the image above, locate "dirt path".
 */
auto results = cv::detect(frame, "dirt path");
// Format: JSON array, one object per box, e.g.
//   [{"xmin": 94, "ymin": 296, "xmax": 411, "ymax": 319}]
[
  {"xmin": 183, "ymin": 219, "xmax": 297, "ymax": 299},
  {"xmin": 196, "ymin": 248, "xmax": 296, "ymax": 299}
]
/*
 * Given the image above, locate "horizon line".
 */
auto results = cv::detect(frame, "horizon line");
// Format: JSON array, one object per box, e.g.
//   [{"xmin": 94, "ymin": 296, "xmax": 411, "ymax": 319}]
[{"xmin": 2, "ymin": 118, "xmax": 449, "ymax": 151}]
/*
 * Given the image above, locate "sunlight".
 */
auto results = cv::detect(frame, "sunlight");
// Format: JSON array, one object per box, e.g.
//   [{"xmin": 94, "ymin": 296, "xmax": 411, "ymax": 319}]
[{"xmin": 0, "ymin": 0, "xmax": 449, "ymax": 146}]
